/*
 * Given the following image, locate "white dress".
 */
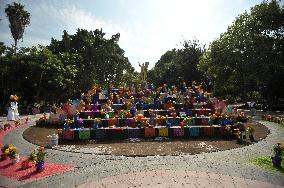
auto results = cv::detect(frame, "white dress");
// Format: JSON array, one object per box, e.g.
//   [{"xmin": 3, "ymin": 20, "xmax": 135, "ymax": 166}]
[{"xmin": 7, "ymin": 102, "xmax": 19, "ymax": 121}]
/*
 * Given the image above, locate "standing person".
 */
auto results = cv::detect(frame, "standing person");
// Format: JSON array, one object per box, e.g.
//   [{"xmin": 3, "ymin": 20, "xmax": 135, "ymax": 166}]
[
  {"xmin": 251, "ymin": 100, "xmax": 256, "ymax": 116},
  {"xmin": 7, "ymin": 95, "xmax": 19, "ymax": 121}
]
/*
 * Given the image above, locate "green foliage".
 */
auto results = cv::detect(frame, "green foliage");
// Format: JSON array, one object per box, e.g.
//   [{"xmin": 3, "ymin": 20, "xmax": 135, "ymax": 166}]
[
  {"xmin": 5, "ymin": 2, "xmax": 31, "ymax": 55},
  {"xmin": 49, "ymin": 29, "xmax": 134, "ymax": 91},
  {"xmin": 149, "ymin": 39, "xmax": 205, "ymax": 87},
  {"xmin": 0, "ymin": 28, "xmax": 134, "ymax": 113},
  {"xmin": 249, "ymin": 156, "xmax": 284, "ymax": 174},
  {"xmin": 198, "ymin": 0, "xmax": 284, "ymax": 104}
]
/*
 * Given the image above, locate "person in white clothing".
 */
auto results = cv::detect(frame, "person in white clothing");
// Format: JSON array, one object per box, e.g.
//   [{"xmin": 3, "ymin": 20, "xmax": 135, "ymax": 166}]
[
  {"xmin": 250, "ymin": 100, "xmax": 256, "ymax": 116},
  {"xmin": 7, "ymin": 95, "xmax": 20, "ymax": 121}
]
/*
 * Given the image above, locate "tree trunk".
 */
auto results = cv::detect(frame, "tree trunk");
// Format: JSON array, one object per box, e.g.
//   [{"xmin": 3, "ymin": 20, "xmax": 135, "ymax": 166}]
[
  {"xmin": 14, "ymin": 39, "xmax": 17, "ymax": 56},
  {"xmin": 36, "ymin": 71, "xmax": 43, "ymax": 102}
]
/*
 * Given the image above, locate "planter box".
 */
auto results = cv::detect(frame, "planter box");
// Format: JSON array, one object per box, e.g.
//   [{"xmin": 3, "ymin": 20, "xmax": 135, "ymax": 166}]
[
  {"xmin": 128, "ymin": 128, "xmax": 143, "ymax": 138},
  {"xmin": 96, "ymin": 129, "xmax": 106, "ymax": 139},
  {"xmin": 144, "ymin": 128, "xmax": 156, "ymax": 138},
  {"xmin": 63, "ymin": 130, "xmax": 74, "ymax": 140},
  {"xmin": 105, "ymin": 128, "xmax": 127, "ymax": 140},
  {"xmin": 173, "ymin": 128, "xmax": 184, "ymax": 137},
  {"xmin": 79, "ymin": 130, "xmax": 91, "ymax": 140},
  {"xmin": 189, "ymin": 127, "xmax": 200, "ymax": 137},
  {"xmin": 158, "ymin": 127, "xmax": 169, "ymax": 137},
  {"xmin": 203, "ymin": 127, "xmax": 214, "ymax": 137}
]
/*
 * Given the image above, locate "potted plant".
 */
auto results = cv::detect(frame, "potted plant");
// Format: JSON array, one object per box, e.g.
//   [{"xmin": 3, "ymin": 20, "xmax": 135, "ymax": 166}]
[
  {"xmin": 0, "ymin": 144, "xmax": 11, "ymax": 160},
  {"xmin": 36, "ymin": 146, "xmax": 48, "ymax": 172},
  {"xmin": 271, "ymin": 142, "xmax": 283, "ymax": 167},
  {"xmin": 247, "ymin": 125, "xmax": 255, "ymax": 141},
  {"xmin": 9, "ymin": 146, "xmax": 20, "ymax": 164},
  {"xmin": 21, "ymin": 150, "xmax": 37, "ymax": 169}
]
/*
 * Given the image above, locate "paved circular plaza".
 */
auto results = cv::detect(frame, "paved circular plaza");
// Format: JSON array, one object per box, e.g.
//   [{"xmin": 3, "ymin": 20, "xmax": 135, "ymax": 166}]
[{"xmin": 0, "ymin": 115, "xmax": 283, "ymax": 188}]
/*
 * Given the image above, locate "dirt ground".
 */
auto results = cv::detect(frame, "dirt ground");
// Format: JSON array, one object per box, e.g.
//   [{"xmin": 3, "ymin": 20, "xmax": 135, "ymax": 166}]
[{"xmin": 23, "ymin": 122, "xmax": 269, "ymax": 156}]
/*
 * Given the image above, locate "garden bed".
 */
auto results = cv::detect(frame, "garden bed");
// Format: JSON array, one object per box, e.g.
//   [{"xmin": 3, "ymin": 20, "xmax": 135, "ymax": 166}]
[{"xmin": 23, "ymin": 122, "xmax": 269, "ymax": 156}]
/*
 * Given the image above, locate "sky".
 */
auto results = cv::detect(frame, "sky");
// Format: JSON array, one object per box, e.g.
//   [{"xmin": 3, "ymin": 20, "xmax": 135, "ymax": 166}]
[{"xmin": 0, "ymin": 0, "xmax": 268, "ymax": 71}]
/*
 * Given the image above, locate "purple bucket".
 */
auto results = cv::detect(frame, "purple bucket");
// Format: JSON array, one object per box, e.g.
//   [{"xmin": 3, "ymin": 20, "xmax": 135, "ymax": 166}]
[{"xmin": 36, "ymin": 161, "xmax": 45, "ymax": 172}]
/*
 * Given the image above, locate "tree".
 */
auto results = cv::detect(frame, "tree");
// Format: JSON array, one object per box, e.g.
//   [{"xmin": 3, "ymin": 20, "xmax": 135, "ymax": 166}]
[
  {"xmin": 49, "ymin": 29, "xmax": 134, "ymax": 90},
  {"xmin": 5, "ymin": 2, "xmax": 30, "ymax": 55},
  {"xmin": 199, "ymin": 0, "xmax": 284, "ymax": 105},
  {"xmin": 149, "ymin": 39, "xmax": 205, "ymax": 87}
]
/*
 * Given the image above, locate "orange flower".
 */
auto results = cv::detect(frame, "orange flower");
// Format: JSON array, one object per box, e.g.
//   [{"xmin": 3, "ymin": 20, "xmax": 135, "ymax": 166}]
[{"xmin": 136, "ymin": 114, "xmax": 144, "ymax": 122}]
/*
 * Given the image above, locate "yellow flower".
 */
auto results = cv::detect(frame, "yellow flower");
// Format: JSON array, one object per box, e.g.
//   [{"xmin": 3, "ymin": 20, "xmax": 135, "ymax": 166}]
[{"xmin": 38, "ymin": 146, "xmax": 45, "ymax": 151}]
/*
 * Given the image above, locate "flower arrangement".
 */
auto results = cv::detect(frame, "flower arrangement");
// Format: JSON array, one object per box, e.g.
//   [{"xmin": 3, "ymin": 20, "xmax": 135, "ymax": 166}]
[
  {"xmin": 0, "ymin": 144, "xmax": 11, "ymax": 160},
  {"xmin": 142, "ymin": 119, "xmax": 150, "ymax": 127},
  {"xmin": 65, "ymin": 118, "xmax": 74, "ymax": 124},
  {"xmin": 36, "ymin": 146, "xmax": 48, "ymax": 172},
  {"xmin": 64, "ymin": 118, "xmax": 74, "ymax": 130},
  {"xmin": 271, "ymin": 142, "xmax": 283, "ymax": 167},
  {"xmin": 108, "ymin": 117, "xmax": 118, "ymax": 127},
  {"xmin": 236, "ymin": 112, "xmax": 248, "ymax": 123},
  {"xmin": 83, "ymin": 95, "xmax": 92, "ymax": 105},
  {"xmin": 234, "ymin": 122, "xmax": 246, "ymax": 132},
  {"xmin": 235, "ymin": 130, "xmax": 243, "ymax": 143},
  {"xmin": 94, "ymin": 118, "xmax": 102, "ymax": 123},
  {"xmin": 182, "ymin": 117, "xmax": 190, "ymax": 126},
  {"xmin": 10, "ymin": 95, "xmax": 19, "ymax": 101},
  {"xmin": 125, "ymin": 101, "xmax": 132, "ymax": 110},
  {"xmin": 25, "ymin": 117, "xmax": 29, "ymax": 124},
  {"xmin": 3, "ymin": 123, "xmax": 12, "ymax": 131},
  {"xmin": 36, "ymin": 114, "xmax": 49, "ymax": 127},
  {"xmin": 170, "ymin": 107, "xmax": 177, "ymax": 118},
  {"xmin": 135, "ymin": 114, "xmax": 145, "ymax": 123},
  {"xmin": 92, "ymin": 118, "xmax": 102, "ymax": 129},
  {"xmin": 21, "ymin": 150, "xmax": 37, "ymax": 169},
  {"xmin": 224, "ymin": 126, "xmax": 233, "ymax": 139},
  {"xmin": 156, "ymin": 115, "xmax": 165, "ymax": 125},
  {"xmin": 14, "ymin": 120, "xmax": 20, "ymax": 127},
  {"xmin": 9, "ymin": 146, "xmax": 20, "ymax": 164},
  {"xmin": 118, "ymin": 110, "xmax": 130, "ymax": 118},
  {"xmin": 247, "ymin": 125, "xmax": 255, "ymax": 141}
]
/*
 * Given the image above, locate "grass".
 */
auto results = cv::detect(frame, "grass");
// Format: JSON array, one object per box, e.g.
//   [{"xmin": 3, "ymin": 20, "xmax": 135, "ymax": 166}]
[
  {"xmin": 249, "ymin": 156, "xmax": 284, "ymax": 175},
  {"xmin": 270, "ymin": 122, "xmax": 284, "ymax": 129}
]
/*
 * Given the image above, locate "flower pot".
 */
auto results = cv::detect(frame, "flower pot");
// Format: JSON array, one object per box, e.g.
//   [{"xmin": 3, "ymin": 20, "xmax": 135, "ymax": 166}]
[
  {"xmin": 21, "ymin": 159, "xmax": 31, "ymax": 169},
  {"xmin": 0, "ymin": 155, "xmax": 9, "ymax": 161},
  {"xmin": 11, "ymin": 155, "xmax": 20, "ymax": 164},
  {"xmin": 36, "ymin": 161, "xmax": 45, "ymax": 172},
  {"xmin": 271, "ymin": 156, "xmax": 282, "ymax": 167}
]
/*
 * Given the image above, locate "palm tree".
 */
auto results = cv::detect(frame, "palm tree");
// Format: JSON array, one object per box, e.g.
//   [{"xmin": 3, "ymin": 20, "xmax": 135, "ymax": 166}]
[{"xmin": 5, "ymin": 2, "xmax": 30, "ymax": 55}]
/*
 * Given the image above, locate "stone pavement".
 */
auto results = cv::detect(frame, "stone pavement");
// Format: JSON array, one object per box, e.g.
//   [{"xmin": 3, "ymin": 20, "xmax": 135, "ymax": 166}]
[
  {"xmin": 0, "ymin": 115, "xmax": 284, "ymax": 188},
  {"xmin": 79, "ymin": 169, "xmax": 284, "ymax": 188}
]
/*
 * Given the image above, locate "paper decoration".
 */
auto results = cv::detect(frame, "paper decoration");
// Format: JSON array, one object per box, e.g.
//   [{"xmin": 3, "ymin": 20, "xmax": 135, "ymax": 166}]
[
  {"xmin": 79, "ymin": 130, "xmax": 90, "ymax": 140},
  {"xmin": 169, "ymin": 118, "xmax": 179, "ymax": 126},
  {"xmin": 126, "ymin": 118, "xmax": 136, "ymax": 128},
  {"xmin": 144, "ymin": 128, "xmax": 156, "ymax": 137},
  {"xmin": 128, "ymin": 128, "xmax": 143, "ymax": 138},
  {"xmin": 63, "ymin": 130, "xmax": 74, "ymax": 140},
  {"xmin": 189, "ymin": 127, "xmax": 200, "ymax": 137},
  {"xmin": 201, "ymin": 118, "xmax": 209, "ymax": 125},
  {"xmin": 96, "ymin": 129, "xmax": 106, "ymax": 139},
  {"xmin": 203, "ymin": 127, "xmax": 214, "ymax": 136},
  {"xmin": 159, "ymin": 127, "xmax": 168, "ymax": 137},
  {"xmin": 173, "ymin": 128, "xmax": 184, "ymax": 137},
  {"xmin": 106, "ymin": 128, "xmax": 126, "ymax": 139}
]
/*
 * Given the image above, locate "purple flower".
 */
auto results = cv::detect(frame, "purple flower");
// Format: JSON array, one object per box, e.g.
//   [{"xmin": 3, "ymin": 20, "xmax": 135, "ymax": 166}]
[{"xmin": 77, "ymin": 118, "xmax": 83, "ymax": 124}]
